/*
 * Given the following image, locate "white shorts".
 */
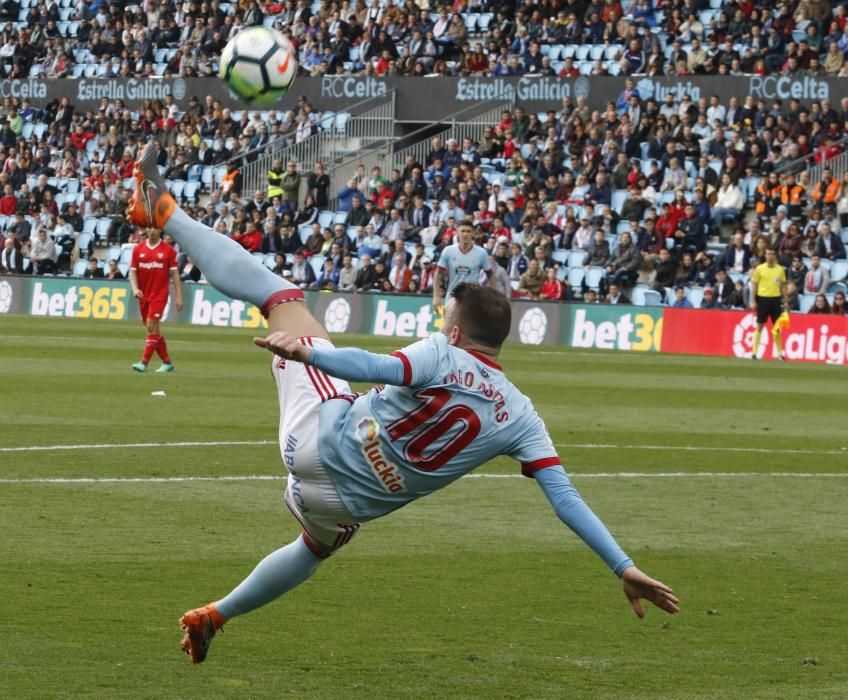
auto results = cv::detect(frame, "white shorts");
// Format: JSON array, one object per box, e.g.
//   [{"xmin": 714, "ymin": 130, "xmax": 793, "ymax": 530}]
[{"xmin": 273, "ymin": 336, "xmax": 360, "ymax": 554}]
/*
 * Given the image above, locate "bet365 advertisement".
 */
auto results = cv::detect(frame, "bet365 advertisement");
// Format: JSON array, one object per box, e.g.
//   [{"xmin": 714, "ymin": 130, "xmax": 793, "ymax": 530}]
[{"xmin": 2, "ymin": 276, "xmax": 846, "ymax": 365}]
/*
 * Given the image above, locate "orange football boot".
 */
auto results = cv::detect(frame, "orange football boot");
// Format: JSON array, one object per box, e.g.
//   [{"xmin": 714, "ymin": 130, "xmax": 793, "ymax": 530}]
[
  {"xmin": 126, "ymin": 142, "xmax": 176, "ymax": 230},
  {"xmin": 179, "ymin": 603, "xmax": 227, "ymax": 664}
]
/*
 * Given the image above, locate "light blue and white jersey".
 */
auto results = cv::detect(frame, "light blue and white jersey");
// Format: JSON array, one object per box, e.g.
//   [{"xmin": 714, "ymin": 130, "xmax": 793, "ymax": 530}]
[
  {"xmin": 437, "ymin": 243, "xmax": 491, "ymax": 299},
  {"xmin": 316, "ymin": 333, "xmax": 559, "ymax": 521}
]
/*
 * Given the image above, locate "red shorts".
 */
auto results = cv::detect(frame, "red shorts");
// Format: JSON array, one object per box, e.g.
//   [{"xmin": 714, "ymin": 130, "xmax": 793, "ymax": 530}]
[{"xmin": 139, "ymin": 296, "xmax": 168, "ymax": 322}]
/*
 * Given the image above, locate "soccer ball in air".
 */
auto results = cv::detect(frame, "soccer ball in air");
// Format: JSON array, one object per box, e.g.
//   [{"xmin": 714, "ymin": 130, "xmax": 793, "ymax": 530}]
[
  {"xmin": 219, "ymin": 27, "xmax": 297, "ymax": 105},
  {"xmin": 518, "ymin": 307, "xmax": 548, "ymax": 345}
]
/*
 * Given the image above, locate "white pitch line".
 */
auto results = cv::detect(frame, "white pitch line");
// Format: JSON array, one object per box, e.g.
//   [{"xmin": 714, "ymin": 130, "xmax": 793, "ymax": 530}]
[
  {"xmin": 1, "ymin": 472, "xmax": 847, "ymax": 485},
  {"xmin": 0, "ymin": 440, "xmax": 276, "ymax": 453},
  {"xmin": 1, "ymin": 439, "xmax": 846, "ymax": 456},
  {"xmin": 554, "ymin": 442, "xmax": 848, "ymax": 456}
]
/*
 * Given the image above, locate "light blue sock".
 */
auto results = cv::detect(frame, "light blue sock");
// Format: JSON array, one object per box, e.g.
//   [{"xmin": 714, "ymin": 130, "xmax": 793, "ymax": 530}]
[
  {"xmin": 215, "ymin": 536, "xmax": 323, "ymax": 620},
  {"xmin": 163, "ymin": 207, "xmax": 301, "ymax": 314}
]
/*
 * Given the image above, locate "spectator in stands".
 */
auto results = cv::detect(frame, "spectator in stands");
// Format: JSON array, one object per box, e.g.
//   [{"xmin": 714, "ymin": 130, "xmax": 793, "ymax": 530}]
[
  {"xmin": 280, "ymin": 160, "xmax": 300, "ymax": 211},
  {"xmin": 354, "ymin": 254, "xmax": 376, "ymax": 292},
  {"xmin": 606, "ymin": 231, "xmax": 640, "ymax": 289},
  {"xmin": 585, "ymin": 229, "xmax": 611, "ymax": 268},
  {"xmin": 832, "ymin": 291, "xmax": 847, "ymax": 315},
  {"xmin": 0, "ymin": 183, "xmax": 16, "ymax": 216},
  {"xmin": 29, "ymin": 228, "xmax": 57, "ymax": 275},
  {"xmin": 815, "ymin": 224, "xmax": 846, "ymax": 260},
  {"xmin": 803, "ymin": 254, "xmax": 831, "ymax": 294},
  {"xmin": 506, "ymin": 242, "xmax": 528, "ymax": 281},
  {"xmin": 519, "ymin": 258, "xmax": 544, "ymax": 299},
  {"xmin": 307, "ymin": 162, "xmax": 330, "ymax": 209},
  {"xmin": 311, "ymin": 257, "xmax": 339, "ymax": 291},
  {"xmin": 671, "ymin": 285, "xmax": 694, "ymax": 308},
  {"xmin": 105, "ymin": 259, "xmax": 125, "ymax": 280},
  {"xmin": 808, "ymin": 293, "xmax": 831, "ymax": 314},
  {"xmin": 713, "ymin": 269, "xmax": 735, "ymax": 308},
  {"xmin": 83, "ymin": 258, "xmax": 104, "ymax": 279},
  {"xmin": 712, "ymin": 174, "xmax": 744, "ymax": 229},
  {"xmin": 1, "ymin": 234, "xmax": 23, "ymax": 274},
  {"xmin": 606, "ymin": 282, "xmax": 629, "ymax": 305},
  {"xmin": 482, "ymin": 252, "xmax": 510, "ymax": 296},
  {"xmin": 337, "ymin": 254, "xmax": 357, "ymax": 292},
  {"xmin": 290, "ymin": 249, "xmax": 315, "ymax": 289},
  {"xmin": 539, "ymin": 267, "xmax": 565, "ymax": 301}
]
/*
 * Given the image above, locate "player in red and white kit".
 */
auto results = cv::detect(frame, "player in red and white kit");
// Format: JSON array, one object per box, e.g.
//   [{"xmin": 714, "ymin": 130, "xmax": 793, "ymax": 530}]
[{"xmin": 129, "ymin": 227, "xmax": 183, "ymax": 372}]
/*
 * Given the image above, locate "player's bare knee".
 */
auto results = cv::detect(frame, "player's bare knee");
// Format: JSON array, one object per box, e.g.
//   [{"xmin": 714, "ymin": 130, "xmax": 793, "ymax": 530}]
[{"xmin": 268, "ymin": 301, "xmax": 329, "ymax": 341}]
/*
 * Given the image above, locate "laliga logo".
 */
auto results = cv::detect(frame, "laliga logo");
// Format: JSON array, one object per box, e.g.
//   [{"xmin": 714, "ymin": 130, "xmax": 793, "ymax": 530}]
[
  {"xmin": 0, "ymin": 280, "xmax": 12, "ymax": 313},
  {"xmin": 733, "ymin": 314, "xmax": 766, "ymax": 359},
  {"xmin": 518, "ymin": 307, "xmax": 547, "ymax": 345},
  {"xmin": 323, "ymin": 297, "xmax": 351, "ymax": 333}
]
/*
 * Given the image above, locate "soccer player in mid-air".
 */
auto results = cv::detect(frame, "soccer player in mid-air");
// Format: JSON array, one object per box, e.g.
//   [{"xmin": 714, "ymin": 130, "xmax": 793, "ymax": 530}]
[
  {"xmin": 125, "ymin": 144, "xmax": 679, "ymax": 664},
  {"xmin": 128, "ymin": 227, "xmax": 183, "ymax": 372}
]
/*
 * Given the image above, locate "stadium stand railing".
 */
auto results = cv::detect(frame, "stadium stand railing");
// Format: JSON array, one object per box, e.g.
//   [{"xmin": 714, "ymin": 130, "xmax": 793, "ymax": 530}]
[
  {"xmin": 324, "ymin": 100, "xmax": 514, "ymax": 209},
  {"xmin": 232, "ymin": 91, "xmax": 397, "ymax": 197},
  {"xmin": 389, "ymin": 102, "xmax": 512, "ymax": 173}
]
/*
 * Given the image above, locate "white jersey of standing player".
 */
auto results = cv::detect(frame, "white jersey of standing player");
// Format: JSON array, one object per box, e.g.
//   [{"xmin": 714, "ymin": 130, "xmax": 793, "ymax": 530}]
[{"xmin": 315, "ymin": 332, "xmax": 559, "ymax": 521}]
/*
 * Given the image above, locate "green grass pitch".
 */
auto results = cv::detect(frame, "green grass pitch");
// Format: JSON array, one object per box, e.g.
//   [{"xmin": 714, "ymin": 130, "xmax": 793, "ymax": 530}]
[{"xmin": 2, "ymin": 315, "xmax": 847, "ymax": 699}]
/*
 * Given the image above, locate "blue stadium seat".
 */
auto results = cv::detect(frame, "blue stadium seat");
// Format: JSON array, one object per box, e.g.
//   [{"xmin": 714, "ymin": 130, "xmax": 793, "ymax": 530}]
[
  {"xmin": 585, "ymin": 267, "xmax": 606, "ymax": 290},
  {"xmin": 688, "ymin": 287, "xmax": 705, "ymax": 308},
  {"xmin": 317, "ymin": 211, "xmax": 334, "ymax": 229},
  {"xmin": 551, "ymin": 250, "xmax": 569, "ymax": 265},
  {"xmin": 643, "ymin": 289, "xmax": 664, "ymax": 306},
  {"xmin": 799, "ymin": 293, "xmax": 817, "ymax": 313},
  {"xmin": 568, "ymin": 251, "xmax": 587, "ymax": 267},
  {"xmin": 611, "ymin": 190, "xmax": 628, "ymax": 214},
  {"xmin": 77, "ymin": 232, "xmax": 93, "ymax": 255},
  {"xmin": 95, "ymin": 219, "xmax": 111, "ymax": 240},
  {"xmin": 830, "ymin": 260, "xmax": 848, "ymax": 282},
  {"xmin": 567, "ymin": 267, "xmax": 585, "ymax": 288},
  {"xmin": 72, "ymin": 260, "xmax": 88, "ymax": 276},
  {"xmin": 308, "ymin": 255, "xmax": 325, "ymax": 277}
]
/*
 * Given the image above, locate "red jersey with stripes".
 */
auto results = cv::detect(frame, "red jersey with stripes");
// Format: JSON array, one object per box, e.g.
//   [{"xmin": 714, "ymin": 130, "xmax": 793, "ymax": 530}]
[
  {"xmin": 130, "ymin": 239, "xmax": 178, "ymax": 299},
  {"xmin": 316, "ymin": 333, "xmax": 559, "ymax": 521}
]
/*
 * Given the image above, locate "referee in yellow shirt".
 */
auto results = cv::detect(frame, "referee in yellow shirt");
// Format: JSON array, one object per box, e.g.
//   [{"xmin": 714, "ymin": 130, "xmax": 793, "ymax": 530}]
[{"xmin": 750, "ymin": 248, "xmax": 790, "ymax": 360}]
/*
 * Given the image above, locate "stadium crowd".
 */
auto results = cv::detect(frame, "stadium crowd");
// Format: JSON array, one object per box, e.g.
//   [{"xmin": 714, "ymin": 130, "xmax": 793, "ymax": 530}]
[
  {"xmin": 1, "ymin": 0, "xmax": 848, "ymax": 312},
  {"xmin": 2, "ymin": 85, "xmax": 848, "ymax": 312},
  {"xmin": 8, "ymin": 0, "xmax": 848, "ymax": 80}
]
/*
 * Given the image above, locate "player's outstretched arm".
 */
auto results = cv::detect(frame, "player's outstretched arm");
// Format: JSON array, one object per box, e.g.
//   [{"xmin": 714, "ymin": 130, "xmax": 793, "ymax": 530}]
[
  {"xmin": 534, "ymin": 465, "xmax": 679, "ymax": 617},
  {"xmin": 255, "ymin": 331, "xmax": 408, "ymax": 385}
]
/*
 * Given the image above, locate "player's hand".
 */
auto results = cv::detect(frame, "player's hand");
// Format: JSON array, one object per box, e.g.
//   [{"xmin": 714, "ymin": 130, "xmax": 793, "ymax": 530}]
[
  {"xmin": 749, "ymin": 300, "xmax": 757, "ymax": 311},
  {"xmin": 620, "ymin": 566, "xmax": 679, "ymax": 618},
  {"xmin": 175, "ymin": 300, "xmax": 184, "ymax": 311},
  {"xmin": 133, "ymin": 289, "xmax": 143, "ymax": 300},
  {"xmin": 254, "ymin": 331, "xmax": 311, "ymax": 363}
]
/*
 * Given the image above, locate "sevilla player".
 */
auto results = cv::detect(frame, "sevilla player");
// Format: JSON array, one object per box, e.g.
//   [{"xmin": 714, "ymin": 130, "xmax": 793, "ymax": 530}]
[{"xmin": 128, "ymin": 227, "xmax": 183, "ymax": 372}]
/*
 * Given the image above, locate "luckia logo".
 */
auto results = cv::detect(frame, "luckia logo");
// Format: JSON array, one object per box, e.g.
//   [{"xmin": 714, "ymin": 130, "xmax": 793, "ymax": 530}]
[
  {"xmin": 733, "ymin": 314, "xmax": 766, "ymax": 359},
  {"xmin": 0, "ymin": 280, "xmax": 12, "ymax": 313},
  {"xmin": 518, "ymin": 307, "xmax": 547, "ymax": 345},
  {"xmin": 324, "ymin": 297, "xmax": 351, "ymax": 333}
]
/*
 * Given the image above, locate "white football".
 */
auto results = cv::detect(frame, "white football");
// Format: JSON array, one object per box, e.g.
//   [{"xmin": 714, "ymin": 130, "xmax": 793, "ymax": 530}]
[{"xmin": 219, "ymin": 27, "xmax": 297, "ymax": 105}]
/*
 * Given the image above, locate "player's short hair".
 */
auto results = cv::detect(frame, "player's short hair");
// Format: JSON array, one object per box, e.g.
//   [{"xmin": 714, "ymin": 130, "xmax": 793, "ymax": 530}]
[{"xmin": 452, "ymin": 283, "xmax": 511, "ymax": 349}]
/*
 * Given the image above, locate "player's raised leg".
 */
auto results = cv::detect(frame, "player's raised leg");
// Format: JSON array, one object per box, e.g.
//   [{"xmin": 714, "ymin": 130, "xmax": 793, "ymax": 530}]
[{"xmin": 126, "ymin": 142, "xmax": 327, "ymax": 339}]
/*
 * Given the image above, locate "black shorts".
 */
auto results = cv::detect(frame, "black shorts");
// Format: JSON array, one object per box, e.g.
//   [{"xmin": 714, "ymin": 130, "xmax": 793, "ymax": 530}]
[{"xmin": 756, "ymin": 296, "xmax": 782, "ymax": 324}]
